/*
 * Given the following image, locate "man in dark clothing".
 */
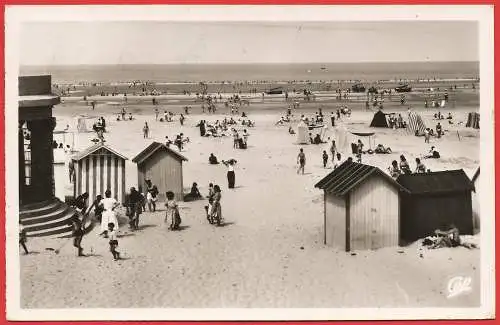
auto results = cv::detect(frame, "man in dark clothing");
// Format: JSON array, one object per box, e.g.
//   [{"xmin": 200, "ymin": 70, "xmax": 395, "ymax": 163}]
[
  {"xmin": 128, "ymin": 187, "xmax": 143, "ymax": 230},
  {"xmin": 330, "ymin": 112, "xmax": 335, "ymax": 127}
]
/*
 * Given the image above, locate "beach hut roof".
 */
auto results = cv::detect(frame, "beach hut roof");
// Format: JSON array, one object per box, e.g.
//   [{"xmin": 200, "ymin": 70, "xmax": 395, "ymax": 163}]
[
  {"xmin": 132, "ymin": 141, "xmax": 188, "ymax": 165},
  {"xmin": 315, "ymin": 161, "xmax": 405, "ymax": 196},
  {"xmin": 397, "ymin": 170, "xmax": 474, "ymax": 195},
  {"xmin": 72, "ymin": 143, "xmax": 128, "ymax": 161}
]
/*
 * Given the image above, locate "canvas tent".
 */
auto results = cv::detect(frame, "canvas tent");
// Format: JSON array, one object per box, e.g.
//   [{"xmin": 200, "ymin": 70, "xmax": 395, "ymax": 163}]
[
  {"xmin": 370, "ymin": 110, "xmax": 389, "ymax": 128},
  {"xmin": 406, "ymin": 111, "xmax": 426, "ymax": 135},
  {"xmin": 296, "ymin": 121, "xmax": 309, "ymax": 144},
  {"xmin": 466, "ymin": 112, "xmax": 480, "ymax": 129},
  {"xmin": 333, "ymin": 126, "xmax": 375, "ymax": 154}
]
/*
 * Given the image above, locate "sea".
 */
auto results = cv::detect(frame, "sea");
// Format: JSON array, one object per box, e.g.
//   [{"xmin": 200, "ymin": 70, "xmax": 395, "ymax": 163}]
[{"xmin": 20, "ymin": 61, "xmax": 479, "ymax": 84}]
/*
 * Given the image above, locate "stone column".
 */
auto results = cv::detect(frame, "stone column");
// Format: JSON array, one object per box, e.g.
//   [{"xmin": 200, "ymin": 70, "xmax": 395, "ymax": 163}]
[{"xmin": 27, "ymin": 117, "xmax": 56, "ymax": 202}]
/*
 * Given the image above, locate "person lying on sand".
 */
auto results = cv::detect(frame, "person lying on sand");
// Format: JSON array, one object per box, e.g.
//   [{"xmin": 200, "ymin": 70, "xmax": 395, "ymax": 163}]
[{"xmin": 375, "ymin": 144, "xmax": 392, "ymax": 154}]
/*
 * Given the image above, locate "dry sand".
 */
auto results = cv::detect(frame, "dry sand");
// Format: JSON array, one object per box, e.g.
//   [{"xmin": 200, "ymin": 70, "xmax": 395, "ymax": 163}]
[{"xmin": 21, "ymin": 94, "xmax": 480, "ymax": 308}]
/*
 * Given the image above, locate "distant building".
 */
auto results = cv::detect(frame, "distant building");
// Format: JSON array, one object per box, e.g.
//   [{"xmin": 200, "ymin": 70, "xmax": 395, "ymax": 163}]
[
  {"xmin": 315, "ymin": 161, "xmax": 405, "ymax": 251},
  {"xmin": 132, "ymin": 142, "xmax": 188, "ymax": 201},
  {"xmin": 397, "ymin": 170, "xmax": 475, "ymax": 243},
  {"xmin": 72, "ymin": 143, "xmax": 128, "ymax": 203}
]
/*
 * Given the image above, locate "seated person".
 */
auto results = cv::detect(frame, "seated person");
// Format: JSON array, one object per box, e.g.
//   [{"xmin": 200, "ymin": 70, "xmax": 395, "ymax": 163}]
[
  {"xmin": 309, "ymin": 133, "xmax": 314, "ymax": 144},
  {"xmin": 184, "ymin": 182, "xmax": 203, "ymax": 202},
  {"xmin": 209, "ymin": 153, "xmax": 219, "ymax": 164},
  {"xmin": 424, "ymin": 146, "xmax": 440, "ymax": 159},
  {"xmin": 447, "ymin": 112, "xmax": 453, "ymax": 120},
  {"xmin": 242, "ymin": 112, "xmax": 247, "ymax": 118},
  {"xmin": 313, "ymin": 134, "xmax": 323, "ymax": 144},
  {"xmin": 116, "ymin": 114, "xmax": 121, "ymax": 121},
  {"xmin": 129, "ymin": 113, "xmax": 133, "ymax": 120},
  {"xmin": 389, "ymin": 160, "xmax": 401, "ymax": 179},
  {"xmin": 288, "ymin": 126, "xmax": 296, "ymax": 135}
]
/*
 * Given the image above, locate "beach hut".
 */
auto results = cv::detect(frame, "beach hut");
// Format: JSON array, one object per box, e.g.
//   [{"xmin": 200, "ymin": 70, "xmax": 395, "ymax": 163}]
[
  {"xmin": 406, "ymin": 111, "xmax": 426, "ymax": 135},
  {"xmin": 369, "ymin": 110, "xmax": 389, "ymax": 128},
  {"xmin": 397, "ymin": 170, "xmax": 474, "ymax": 243},
  {"xmin": 296, "ymin": 121, "xmax": 309, "ymax": 144},
  {"xmin": 466, "ymin": 112, "xmax": 480, "ymax": 129},
  {"xmin": 315, "ymin": 161, "xmax": 405, "ymax": 251},
  {"xmin": 132, "ymin": 142, "xmax": 188, "ymax": 201},
  {"xmin": 72, "ymin": 142, "xmax": 128, "ymax": 203}
]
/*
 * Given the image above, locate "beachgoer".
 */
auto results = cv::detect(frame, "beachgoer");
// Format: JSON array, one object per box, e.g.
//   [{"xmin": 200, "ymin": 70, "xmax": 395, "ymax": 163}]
[
  {"xmin": 322, "ymin": 150, "xmax": 328, "ymax": 168},
  {"xmin": 222, "ymin": 160, "xmax": 236, "ymax": 189},
  {"xmin": 232, "ymin": 129, "xmax": 239, "ymax": 149},
  {"xmin": 326, "ymin": 141, "xmax": 338, "ymax": 159},
  {"xmin": 86, "ymin": 194, "xmax": 103, "ymax": 223},
  {"xmin": 143, "ymin": 122, "xmax": 149, "ymax": 139},
  {"xmin": 184, "ymin": 182, "xmax": 203, "ymax": 202},
  {"xmin": 108, "ymin": 223, "xmax": 120, "ymax": 261},
  {"xmin": 400, "ymin": 155, "xmax": 411, "ymax": 174},
  {"xmin": 424, "ymin": 146, "xmax": 440, "ymax": 159},
  {"xmin": 389, "ymin": 160, "xmax": 401, "ymax": 178},
  {"xmin": 164, "ymin": 191, "xmax": 181, "ymax": 230},
  {"xmin": 415, "ymin": 158, "xmax": 426, "ymax": 173},
  {"xmin": 19, "ymin": 223, "xmax": 28, "ymax": 254},
  {"xmin": 211, "ymin": 185, "xmax": 223, "ymax": 226},
  {"xmin": 209, "ymin": 153, "xmax": 219, "ymax": 165},
  {"xmin": 145, "ymin": 179, "xmax": 159, "ymax": 212},
  {"xmin": 180, "ymin": 114, "xmax": 185, "ymax": 126},
  {"xmin": 127, "ymin": 187, "xmax": 143, "ymax": 230},
  {"xmin": 70, "ymin": 217, "xmax": 85, "ymax": 256},
  {"xmin": 436, "ymin": 122, "xmax": 442, "ymax": 138},
  {"xmin": 297, "ymin": 148, "xmax": 306, "ymax": 175},
  {"xmin": 424, "ymin": 128, "xmax": 430, "ymax": 143},
  {"xmin": 73, "ymin": 192, "xmax": 89, "ymax": 215},
  {"xmin": 154, "ymin": 107, "xmax": 159, "ymax": 121},
  {"xmin": 205, "ymin": 183, "xmax": 215, "ymax": 222},
  {"xmin": 99, "ymin": 190, "xmax": 120, "ymax": 237}
]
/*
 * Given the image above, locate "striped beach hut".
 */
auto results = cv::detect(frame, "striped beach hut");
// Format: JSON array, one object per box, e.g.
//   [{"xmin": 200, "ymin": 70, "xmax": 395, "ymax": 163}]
[
  {"xmin": 406, "ymin": 111, "xmax": 426, "ymax": 135},
  {"xmin": 72, "ymin": 143, "xmax": 128, "ymax": 203}
]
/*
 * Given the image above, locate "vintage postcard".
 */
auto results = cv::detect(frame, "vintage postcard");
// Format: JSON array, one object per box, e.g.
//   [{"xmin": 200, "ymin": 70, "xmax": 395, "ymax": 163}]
[{"xmin": 4, "ymin": 5, "xmax": 495, "ymax": 321}]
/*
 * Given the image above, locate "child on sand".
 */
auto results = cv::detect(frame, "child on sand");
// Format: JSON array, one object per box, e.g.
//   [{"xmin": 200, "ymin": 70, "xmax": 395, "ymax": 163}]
[
  {"xmin": 108, "ymin": 223, "xmax": 120, "ymax": 261},
  {"xmin": 70, "ymin": 217, "xmax": 86, "ymax": 256},
  {"xmin": 19, "ymin": 223, "xmax": 28, "ymax": 255},
  {"xmin": 297, "ymin": 148, "xmax": 306, "ymax": 175},
  {"xmin": 165, "ymin": 191, "xmax": 181, "ymax": 231},
  {"xmin": 322, "ymin": 151, "xmax": 328, "ymax": 168}
]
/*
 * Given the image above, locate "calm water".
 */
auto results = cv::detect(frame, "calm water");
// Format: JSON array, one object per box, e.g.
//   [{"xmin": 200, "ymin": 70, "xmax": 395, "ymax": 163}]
[{"xmin": 20, "ymin": 61, "xmax": 479, "ymax": 84}]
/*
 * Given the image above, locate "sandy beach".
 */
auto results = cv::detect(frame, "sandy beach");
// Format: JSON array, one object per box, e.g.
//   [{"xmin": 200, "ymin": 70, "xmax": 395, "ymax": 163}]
[{"xmin": 20, "ymin": 83, "xmax": 481, "ymax": 309}]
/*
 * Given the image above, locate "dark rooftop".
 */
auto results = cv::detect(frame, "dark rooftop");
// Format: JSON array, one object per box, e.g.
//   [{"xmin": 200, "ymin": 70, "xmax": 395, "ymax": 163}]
[
  {"xmin": 397, "ymin": 169, "xmax": 474, "ymax": 195},
  {"xmin": 132, "ymin": 141, "xmax": 188, "ymax": 165}
]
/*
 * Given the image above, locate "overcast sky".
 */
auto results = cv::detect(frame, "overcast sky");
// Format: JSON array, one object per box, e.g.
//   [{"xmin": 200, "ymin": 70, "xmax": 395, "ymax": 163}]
[{"xmin": 20, "ymin": 21, "xmax": 478, "ymax": 65}]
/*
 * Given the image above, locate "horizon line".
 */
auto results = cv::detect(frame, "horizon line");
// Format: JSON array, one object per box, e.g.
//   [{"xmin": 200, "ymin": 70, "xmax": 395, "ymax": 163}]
[{"xmin": 20, "ymin": 60, "xmax": 480, "ymax": 67}]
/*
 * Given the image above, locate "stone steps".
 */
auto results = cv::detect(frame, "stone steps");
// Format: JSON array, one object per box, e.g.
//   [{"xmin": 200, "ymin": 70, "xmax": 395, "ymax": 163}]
[{"xmin": 20, "ymin": 198, "xmax": 78, "ymax": 237}]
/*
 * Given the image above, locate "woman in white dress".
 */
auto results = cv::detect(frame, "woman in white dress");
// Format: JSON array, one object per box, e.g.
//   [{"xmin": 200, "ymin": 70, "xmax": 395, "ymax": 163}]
[{"xmin": 99, "ymin": 189, "xmax": 120, "ymax": 237}]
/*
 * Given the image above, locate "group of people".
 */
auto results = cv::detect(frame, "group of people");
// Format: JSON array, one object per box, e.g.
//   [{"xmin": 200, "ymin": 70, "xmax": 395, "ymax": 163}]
[
  {"xmin": 165, "ymin": 133, "xmax": 190, "ymax": 151},
  {"xmin": 232, "ymin": 128, "xmax": 250, "ymax": 149}
]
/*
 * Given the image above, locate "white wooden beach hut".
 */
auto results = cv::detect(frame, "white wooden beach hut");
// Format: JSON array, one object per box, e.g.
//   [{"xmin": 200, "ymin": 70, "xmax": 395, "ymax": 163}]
[
  {"xmin": 315, "ymin": 161, "xmax": 405, "ymax": 251},
  {"xmin": 72, "ymin": 143, "xmax": 128, "ymax": 203}
]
